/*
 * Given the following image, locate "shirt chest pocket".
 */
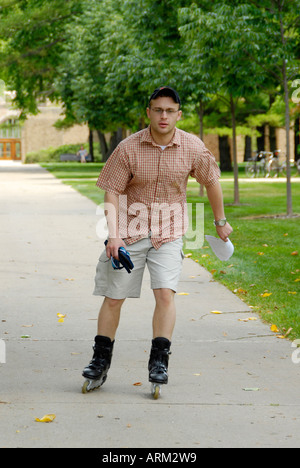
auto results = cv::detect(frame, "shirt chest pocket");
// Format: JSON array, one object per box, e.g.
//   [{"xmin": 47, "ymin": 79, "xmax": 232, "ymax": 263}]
[{"xmin": 161, "ymin": 158, "xmax": 190, "ymax": 193}]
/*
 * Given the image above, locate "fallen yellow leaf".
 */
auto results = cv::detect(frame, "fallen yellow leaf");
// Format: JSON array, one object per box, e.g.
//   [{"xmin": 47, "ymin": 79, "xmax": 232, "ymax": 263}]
[
  {"xmin": 288, "ymin": 291, "xmax": 297, "ymax": 295},
  {"xmin": 133, "ymin": 382, "xmax": 142, "ymax": 386},
  {"xmin": 294, "ymin": 279, "xmax": 300, "ymax": 282},
  {"xmin": 261, "ymin": 292, "xmax": 272, "ymax": 298},
  {"xmin": 257, "ymin": 252, "xmax": 265, "ymax": 256},
  {"xmin": 58, "ymin": 318, "xmax": 64, "ymax": 323},
  {"xmin": 177, "ymin": 292, "xmax": 189, "ymax": 296},
  {"xmin": 57, "ymin": 313, "xmax": 66, "ymax": 318},
  {"xmin": 211, "ymin": 310, "xmax": 223, "ymax": 314},
  {"xmin": 35, "ymin": 414, "xmax": 56, "ymax": 423},
  {"xmin": 234, "ymin": 288, "xmax": 247, "ymax": 294},
  {"xmin": 270, "ymin": 324, "xmax": 279, "ymax": 333},
  {"xmin": 239, "ymin": 317, "xmax": 258, "ymax": 322},
  {"xmin": 291, "ymin": 251, "xmax": 299, "ymax": 256}
]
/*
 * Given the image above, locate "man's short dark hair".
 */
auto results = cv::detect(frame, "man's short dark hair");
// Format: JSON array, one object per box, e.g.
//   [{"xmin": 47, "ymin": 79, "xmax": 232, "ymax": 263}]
[{"xmin": 149, "ymin": 87, "xmax": 181, "ymax": 108}]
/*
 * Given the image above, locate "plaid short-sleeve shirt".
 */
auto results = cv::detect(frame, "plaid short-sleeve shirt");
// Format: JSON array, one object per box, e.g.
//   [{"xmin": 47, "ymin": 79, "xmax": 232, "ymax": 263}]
[{"xmin": 96, "ymin": 126, "xmax": 220, "ymax": 249}]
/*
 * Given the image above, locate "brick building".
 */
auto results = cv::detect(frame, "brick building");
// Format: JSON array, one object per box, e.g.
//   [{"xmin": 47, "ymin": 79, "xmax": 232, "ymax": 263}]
[{"xmin": 0, "ymin": 93, "xmax": 89, "ymax": 162}]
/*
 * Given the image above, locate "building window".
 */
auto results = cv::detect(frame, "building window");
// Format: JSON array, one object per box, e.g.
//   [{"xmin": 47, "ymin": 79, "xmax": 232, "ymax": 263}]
[
  {"xmin": 15, "ymin": 142, "xmax": 21, "ymax": 159},
  {"xmin": 0, "ymin": 119, "xmax": 21, "ymax": 138}
]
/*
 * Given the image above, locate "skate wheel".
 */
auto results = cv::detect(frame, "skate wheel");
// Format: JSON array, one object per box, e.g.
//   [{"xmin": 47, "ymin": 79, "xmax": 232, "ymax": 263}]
[
  {"xmin": 151, "ymin": 383, "xmax": 161, "ymax": 400},
  {"xmin": 82, "ymin": 379, "xmax": 102, "ymax": 394},
  {"xmin": 82, "ymin": 380, "xmax": 90, "ymax": 394}
]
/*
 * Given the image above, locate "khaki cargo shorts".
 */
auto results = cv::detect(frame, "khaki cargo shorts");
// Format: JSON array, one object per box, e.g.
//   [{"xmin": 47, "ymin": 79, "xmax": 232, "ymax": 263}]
[{"xmin": 93, "ymin": 237, "xmax": 184, "ymax": 299}]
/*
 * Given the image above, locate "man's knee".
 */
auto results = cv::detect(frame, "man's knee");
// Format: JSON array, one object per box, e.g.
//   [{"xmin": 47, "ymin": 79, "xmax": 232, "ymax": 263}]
[
  {"xmin": 154, "ymin": 288, "xmax": 175, "ymax": 307},
  {"xmin": 104, "ymin": 297, "xmax": 125, "ymax": 310}
]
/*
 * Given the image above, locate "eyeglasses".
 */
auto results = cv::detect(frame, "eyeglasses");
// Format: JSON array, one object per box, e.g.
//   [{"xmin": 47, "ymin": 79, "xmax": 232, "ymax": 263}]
[{"xmin": 150, "ymin": 108, "xmax": 180, "ymax": 115}]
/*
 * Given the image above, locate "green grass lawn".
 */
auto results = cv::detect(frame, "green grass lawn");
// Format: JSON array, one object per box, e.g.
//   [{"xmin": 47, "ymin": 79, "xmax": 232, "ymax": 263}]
[
  {"xmin": 42, "ymin": 162, "xmax": 300, "ymax": 339},
  {"xmin": 187, "ymin": 180, "xmax": 300, "ymax": 340}
]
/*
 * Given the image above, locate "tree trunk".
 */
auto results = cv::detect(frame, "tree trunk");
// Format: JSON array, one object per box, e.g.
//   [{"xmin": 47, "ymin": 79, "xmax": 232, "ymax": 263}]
[
  {"xmin": 105, "ymin": 128, "xmax": 123, "ymax": 161},
  {"xmin": 269, "ymin": 126, "xmax": 276, "ymax": 153},
  {"xmin": 283, "ymin": 61, "xmax": 293, "ymax": 216},
  {"xmin": 244, "ymin": 135, "xmax": 252, "ymax": 161},
  {"xmin": 230, "ymin": 95, "xmax": 240, "ymax": 205},
  {"xmin": 219, "ymin": 136, "xmax": 232, "ymax": 171},
  {"xmin": 97, "ymin": 130, "xmax": 108, "ymax": 162},
  {"xmin": 88, "ymin": 129, "xmax": 94, "ymax": 162},
  {"xmin": 257, "ymin": 125, "xmax": 265, "ymax": 152},
  {"xmin": 279, "ymin": 8, "xmax": 293, "ymax": 217},
  {"xmin": 295, "ymin": 118, "xmax": 300, "ymax": 162}
]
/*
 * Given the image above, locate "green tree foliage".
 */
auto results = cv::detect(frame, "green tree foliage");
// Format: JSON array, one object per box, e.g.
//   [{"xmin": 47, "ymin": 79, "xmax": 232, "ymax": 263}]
[
  {"xmin": 0, "ymin": 0, "xmax": 82, "ymax": 114},
  {"xmin": 0, "ymin": 0, "xmax": 299, "ymax": 212},
  {"xmin": 179, "ymin": 0, "xmax": 300, "ymax": 212}
]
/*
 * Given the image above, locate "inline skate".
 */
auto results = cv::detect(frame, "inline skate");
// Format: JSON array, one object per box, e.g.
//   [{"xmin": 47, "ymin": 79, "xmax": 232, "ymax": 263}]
[
  {"xmin": 148, "ymin": 337, "xmax": 171, "ymax": 400},
  {"xmin": 82, "ymin": 335, "xmax": 114, "ymax": 394}
]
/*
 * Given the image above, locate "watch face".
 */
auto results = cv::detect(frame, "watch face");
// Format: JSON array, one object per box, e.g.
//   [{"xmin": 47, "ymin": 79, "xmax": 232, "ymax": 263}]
[{"xmin": 215, "ymin": 219, "xmax": 227, "ymax": 227}]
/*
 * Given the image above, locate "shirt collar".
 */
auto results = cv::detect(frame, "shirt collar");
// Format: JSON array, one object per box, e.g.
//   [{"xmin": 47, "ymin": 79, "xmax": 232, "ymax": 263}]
[{"xmin": 141, "ymin": 126, "xmax": 181, "ymax": 147}]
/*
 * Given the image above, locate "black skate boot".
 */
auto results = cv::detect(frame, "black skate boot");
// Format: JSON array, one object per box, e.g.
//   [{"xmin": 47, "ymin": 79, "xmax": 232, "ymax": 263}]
[
  {"xmin": 82, "ymin": 335, "xmax": 114, "ymax": 393},
  {"xmin": 148, "ymin": 337, "xmax": 172, "ymax": 399}
]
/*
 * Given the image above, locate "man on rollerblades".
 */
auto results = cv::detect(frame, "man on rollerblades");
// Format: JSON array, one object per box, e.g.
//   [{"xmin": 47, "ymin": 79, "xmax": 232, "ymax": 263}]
[{"xmin": 82, "ymin": 86, "xmax": 233, "ymax": 397}]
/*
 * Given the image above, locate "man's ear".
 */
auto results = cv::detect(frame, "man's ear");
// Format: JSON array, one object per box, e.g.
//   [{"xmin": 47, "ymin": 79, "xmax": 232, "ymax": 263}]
[
  {"xmin": 146, "ymin": 107, "xmax": 151, "ymax": 119},
  {"xmin": 177, "ymin": 110, "xmax": 182, "ymax": 122}
]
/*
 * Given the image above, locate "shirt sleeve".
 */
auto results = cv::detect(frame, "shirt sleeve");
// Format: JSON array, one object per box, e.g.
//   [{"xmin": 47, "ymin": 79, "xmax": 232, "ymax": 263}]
[
  {"xmin": 190, "ymin": 141, "xmax": 221, "ymax": 187},
  {"xmin": 96, "ymin": 143, "xmax": 132, "ymax": 195}
]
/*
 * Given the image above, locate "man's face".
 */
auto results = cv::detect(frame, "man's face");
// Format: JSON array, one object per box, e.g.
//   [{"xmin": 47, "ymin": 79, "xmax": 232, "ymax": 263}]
[{"xmin": 147, "ymin": 96, "xmax": 182, "ymax": 137}]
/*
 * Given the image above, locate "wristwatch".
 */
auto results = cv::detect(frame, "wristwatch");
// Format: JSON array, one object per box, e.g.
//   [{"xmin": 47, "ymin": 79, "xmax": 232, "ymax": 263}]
[{"xmin": 214, "ymin": 218, "xmax": 227, "ymax": 227}]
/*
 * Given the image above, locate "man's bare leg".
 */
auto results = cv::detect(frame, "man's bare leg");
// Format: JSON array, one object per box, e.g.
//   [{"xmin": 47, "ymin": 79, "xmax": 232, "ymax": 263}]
[
  {"xmin": 149, "ymin": 289, "xmax": 175, "ymax": 392},
  {"xmin": 152, "ymin": 288, "xmax": 176, "ymax": 340},
  {"xmin": 97, "ymin": 297, "xmax": 125, "ymax": 340}
]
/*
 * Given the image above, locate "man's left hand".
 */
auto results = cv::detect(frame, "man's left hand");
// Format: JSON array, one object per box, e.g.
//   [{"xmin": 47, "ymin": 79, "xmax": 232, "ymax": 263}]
[{"xmin": 216, "ymin": 222, "xmax": 233, "ymax": 242}]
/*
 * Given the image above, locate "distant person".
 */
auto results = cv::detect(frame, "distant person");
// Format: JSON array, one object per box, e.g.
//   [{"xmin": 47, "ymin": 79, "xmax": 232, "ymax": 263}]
[{"xmin": 77, "ymin": 146, "xmax": 88, "ymax": 163}]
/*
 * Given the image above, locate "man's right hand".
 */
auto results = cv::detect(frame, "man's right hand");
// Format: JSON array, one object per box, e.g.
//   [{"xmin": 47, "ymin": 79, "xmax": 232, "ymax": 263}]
[{"xmin": 106, "ymin": 238, "xmax": 127, "ymax": 260}]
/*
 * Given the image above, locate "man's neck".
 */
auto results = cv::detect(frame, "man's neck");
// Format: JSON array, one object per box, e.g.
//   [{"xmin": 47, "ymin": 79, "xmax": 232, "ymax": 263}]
[{"xmin": 150, "ymin": 126, "xmax": 176, "ymax": 146}]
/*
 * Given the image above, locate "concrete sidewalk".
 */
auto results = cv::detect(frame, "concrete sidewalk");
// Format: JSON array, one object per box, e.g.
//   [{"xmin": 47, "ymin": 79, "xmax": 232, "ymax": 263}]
[{"xmin": 0, "ymin": 163, "xmax": 299, "ymax": 448}]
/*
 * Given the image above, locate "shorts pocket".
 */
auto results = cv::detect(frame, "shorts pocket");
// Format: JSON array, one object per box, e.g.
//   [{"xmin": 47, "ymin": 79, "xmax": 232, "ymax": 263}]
[{"xmin": 99, "ymin": 249, "xmax": 110, "ymax": 263}]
